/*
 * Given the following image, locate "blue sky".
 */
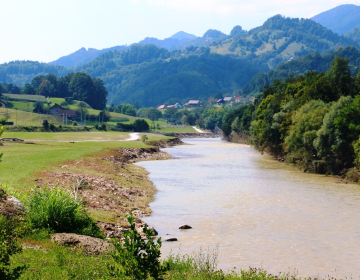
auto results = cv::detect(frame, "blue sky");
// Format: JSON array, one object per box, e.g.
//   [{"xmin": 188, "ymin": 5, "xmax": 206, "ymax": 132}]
[{"xmin": 1, "ymin": 0, "xmax": 360, "ymax": 64}]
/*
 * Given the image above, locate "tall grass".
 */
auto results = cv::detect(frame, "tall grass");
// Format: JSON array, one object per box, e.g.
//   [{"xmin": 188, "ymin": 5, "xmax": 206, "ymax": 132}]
[{"xmin": 26, "ymin": 187, "xmax": 103, "ymax": 238}]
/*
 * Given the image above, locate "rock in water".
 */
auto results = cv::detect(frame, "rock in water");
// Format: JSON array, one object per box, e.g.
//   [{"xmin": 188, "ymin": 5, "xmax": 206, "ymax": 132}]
[
  {"xmin": 179, "ymin": 224, "xmax": 192, "ymax": 229},
  {"xmin": 165, "ymin": 238, "xmax": 178, "ymax": 242},
  {"xmin": 150, "ymin": 227, "xmax": 158, "ymax": 236}
]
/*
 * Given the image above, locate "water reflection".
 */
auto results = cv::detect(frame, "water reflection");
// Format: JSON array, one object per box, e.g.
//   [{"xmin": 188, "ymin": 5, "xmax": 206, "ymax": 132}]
[{"xmin": 136, "ymin": 138, "xmax": 360, "ymax": 278}]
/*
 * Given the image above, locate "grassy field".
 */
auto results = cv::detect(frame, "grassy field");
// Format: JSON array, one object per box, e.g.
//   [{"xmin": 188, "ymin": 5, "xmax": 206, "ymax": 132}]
[
  {"xmin": 0, "ymin": 107, "xmax": 62, "ymax": 125},
  {"xmin": 157, "ymin": 126, "xmax": 198, "ymax": 133},
  {"xmin": 0, "ymin": 131, "xmax": 171, "ymax": 187},
  {"xmin": 3, "ymin": 93, "xmax": 47, "ymax": 102}
]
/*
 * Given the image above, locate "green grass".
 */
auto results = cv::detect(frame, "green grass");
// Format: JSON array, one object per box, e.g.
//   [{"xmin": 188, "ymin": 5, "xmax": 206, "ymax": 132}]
[
  {"xmin": 0, "ymin": 131, "xmax": 171, "ymax": 187},
  {"xmin": 157, "ymin": 126, "xmax": 197, "ymax": 133},
  {"xmin": 0, "ymin": 108, "xmax": 62, "ymax": 126},
  {"xmin": 3, "ymin": 94, "xmax": 47, "ymax": 102}
]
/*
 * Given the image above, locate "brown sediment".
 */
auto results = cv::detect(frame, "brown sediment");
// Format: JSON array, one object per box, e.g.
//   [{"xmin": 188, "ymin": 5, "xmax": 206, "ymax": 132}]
[{"xmin": 36, "ymin": 138, "xmax": 183, "ymax": 238}]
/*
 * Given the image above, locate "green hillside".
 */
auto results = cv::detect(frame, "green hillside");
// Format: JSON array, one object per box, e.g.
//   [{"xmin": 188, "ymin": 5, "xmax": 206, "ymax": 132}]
[
  {"xmin": 243, "ymin": 46, "xmax": 360, "ymax": 96},
  {"xmin": 345, "ymin": 24, "xmax": 360, "ymax": 44},
  {"xmin": 211, "ymin": 15, "xmax": 358, "ymax": 69}
]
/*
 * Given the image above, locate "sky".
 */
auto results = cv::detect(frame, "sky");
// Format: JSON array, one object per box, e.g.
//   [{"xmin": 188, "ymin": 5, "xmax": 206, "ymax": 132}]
[{"xmin": 1, "ymin": 0, "xmax": 360, "ymax": 64}]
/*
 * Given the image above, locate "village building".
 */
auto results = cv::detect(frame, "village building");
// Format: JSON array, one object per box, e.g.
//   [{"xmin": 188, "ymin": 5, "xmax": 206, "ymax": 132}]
[
  {"xmin": 57, "ymin": 110, "xmax": 77, "ymax": 120},
  {"xmin": 49, "ymin": 104, "xmax": 63, "ymax": 116},
  {"xmin": 223, "ymin": 97, "xmax": 232, "ymax": 102},
  {"xmin": 216, "ymin": 99, "xmax": 224, "ymax": 105},
  {"xmin": 184, "ymin": 100, "xmax": 200, "ymax": 107},
  {"xmin": 166, "ymin": 103, "xmax": 182, "ymax": 109},
  {"xmin": 33, "ymin": 104, "xmax": 46, "ymax": 114},
  {"xmin": 157, "ymin": 105, "xmax": 166, "ymax": 109}
]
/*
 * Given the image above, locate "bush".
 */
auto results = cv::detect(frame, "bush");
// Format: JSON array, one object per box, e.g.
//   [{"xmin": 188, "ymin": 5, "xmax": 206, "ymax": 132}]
[
  {"xmin": 72, "ymin": 121, "xmax": 77, "ymax": 126},
  {"xmin": 108, "ymin": 215, "xmax": 164, "ymax": 279},
  {"xmin": 133, "ymin": 119, "xmax": 149, "ymax": 132},
  {"xmin": 141, "ymin": 134, "xmax": 148, "ymax": 142},
  {"xmin": 0, "ymin": 216, "xmax": 27, "ymax": 279},
  {"xmin": 101, "ymin": 123, "xmax": 106, "ymax": 131},
  {"xmin": 26, "ymin": 187, "xmax": 104, "ymax": 238}
]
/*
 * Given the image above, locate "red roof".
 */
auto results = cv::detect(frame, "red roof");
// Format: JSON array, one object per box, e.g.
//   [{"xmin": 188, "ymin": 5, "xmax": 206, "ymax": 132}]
[
  {"xmin": 157, "ymin": 105, "xmax": 165, "ymax": 109},
  {"xmin": 58, "ymin": 110, "xmax": 77, "ymax": 116}
]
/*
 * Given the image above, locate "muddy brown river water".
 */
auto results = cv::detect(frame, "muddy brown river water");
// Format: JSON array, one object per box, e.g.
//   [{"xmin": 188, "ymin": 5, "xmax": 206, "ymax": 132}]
[{"xmin": 136, "ymin": 138, "xmax": 360, "ymax": 278}]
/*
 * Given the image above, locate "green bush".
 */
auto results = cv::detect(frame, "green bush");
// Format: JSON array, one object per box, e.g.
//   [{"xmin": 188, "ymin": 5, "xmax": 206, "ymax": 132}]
[
  {"xmin": 72, "ymin": 121, "xmax": 77, "ymax": 126},
  {"xmin": 0, "ymin": 216, "xmax": 27, "ymax": 279},
  {"xmin": 26, "ymin": 187, "xmax": 104, "ymax": 238},
  {"xmin": 108, "ymin": 215, "xmax": 164, "ymax": 279}
]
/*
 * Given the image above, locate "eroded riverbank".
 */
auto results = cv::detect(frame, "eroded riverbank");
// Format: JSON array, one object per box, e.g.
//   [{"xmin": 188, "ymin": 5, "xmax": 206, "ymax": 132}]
[{"xmin": 36, "ymin": 137, "xmax": 183, "ymax": 238}]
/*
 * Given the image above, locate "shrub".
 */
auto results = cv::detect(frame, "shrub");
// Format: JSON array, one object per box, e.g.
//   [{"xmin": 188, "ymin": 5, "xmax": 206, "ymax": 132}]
[
  {"xmin": 141, "ymin": 134, "xmax": 148, "ymax": 142},
  {"xmin": 26, "ymin": 187, "xmax": 104, "ymax": 238},
  {"xmin": 49, "ymin": 123, "xmax": 56, "ymax": 131},
  {"xmin": 133, "ymin": 119, "xmax": 149, "ymax": 132},
  {"xmin": 0, "ymin": 216, "xmax": 27, "ymax": 279},
  {"xmin": 72, "ymin": 121, "xmax": 77, "ymax": 126},
  {"xmin": 108, "ymin": 215, "xmax": 164, "ymax": 279},
  {"xmin": 42, "ymin": 120, "xmax": 49, "ymax": 130},
  {"xmin": 101, "ymin": 123, "xmax": 106, "ymax": 131}
]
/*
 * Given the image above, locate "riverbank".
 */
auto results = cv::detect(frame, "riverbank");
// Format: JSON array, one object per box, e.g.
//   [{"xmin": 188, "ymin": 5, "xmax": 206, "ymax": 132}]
[{"xmin": 32, "ymin": 137, "xmax": 183, "ymax": 238}]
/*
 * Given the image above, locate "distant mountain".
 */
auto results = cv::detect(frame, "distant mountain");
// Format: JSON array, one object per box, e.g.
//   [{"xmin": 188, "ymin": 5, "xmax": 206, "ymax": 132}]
[
  {"xmin": 170, "ymin": 31, "xmax": 197, "ymax": 40},
  {"xmin": 345, "ymin": 24, "xmax": 360, "ymax": 43},
  {"xmin": 49, "ymin": 46, "xmax": 128, "ymax": 68},
  {"xmin": 210, "ymin": 15, "xmax": 357, "ymax": 68},
  {"xmin": 311, "ymin": 4, "xmax": 360, "ymax": 35}
]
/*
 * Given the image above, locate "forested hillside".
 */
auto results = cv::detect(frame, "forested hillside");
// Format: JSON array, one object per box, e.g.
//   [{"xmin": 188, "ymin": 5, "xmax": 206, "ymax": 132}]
[
  {"xmin": 211, "ymin": 15, "xmax": 357, "ymax": 68},
  {"xmin": 0, "ymin": 61, "xmax": 70, "ymax": 86},
  {"xmin": 79, "ymin": 45, "xmax": 268, "ymax": 107},
  {"xmin": 311, "ymin": 4, "xmax": 360, "ymax": 35},
  {"xmin": 222, "ymin": 57, "xmax": 360, "ymax": 180},
  {"xmin": 243, "ymin": 46, "xmax": 360, "ymax": 95},
  {"xmin": 345, "ymin": 24, "xmax": 360, "ymax": 44}
]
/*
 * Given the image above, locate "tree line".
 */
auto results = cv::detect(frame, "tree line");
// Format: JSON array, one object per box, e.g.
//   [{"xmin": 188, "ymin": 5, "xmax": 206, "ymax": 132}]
[
  {"xmin": 1, "ymin": 72, "xmax": 108, "ymax": 110},
  {"xmin": 222, "ymin": 56, "xmax": 360, "ymax": 178}
]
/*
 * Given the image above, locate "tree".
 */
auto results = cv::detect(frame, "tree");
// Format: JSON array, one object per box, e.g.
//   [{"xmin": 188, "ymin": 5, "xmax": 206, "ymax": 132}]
[
  {"xmin": 77, "ymin": 101, "xmax": 88, "ymax": 116},
  {"xmin": 327, "ymin": 56, "xmax": 351, "ymax": 96},
  {"xmin": 38, "ymin": 79, "xmax": 56, "ymax": 97},
  {"xmin": 21, "ymin": 83, "xmax": 35, "ymax": 95},
  {"xmin": 69, "ymin": 72, "xmax": 95, "ymax": 107},
  {"xmin": 92, "ymin": 78, "xmax": 108, "ymax": 110},
  {"xmin": 133, "ymin": 119, "xmax": 149, "ymax": 132},
  {"xmin": 31, "ymin": 75, "xmax": 45, "ymax": 94}
]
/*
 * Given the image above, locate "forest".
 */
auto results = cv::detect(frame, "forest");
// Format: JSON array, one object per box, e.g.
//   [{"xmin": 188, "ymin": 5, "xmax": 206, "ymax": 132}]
[{"xmin": 222, "ymin": 56, "xmax": 360, "ymax": 179}]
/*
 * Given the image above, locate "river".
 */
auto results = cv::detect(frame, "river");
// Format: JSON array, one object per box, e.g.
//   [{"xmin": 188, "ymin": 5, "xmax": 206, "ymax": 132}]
[{"xmin": 136, "ymin": 138, "xmax": 360, "ymax": 278}]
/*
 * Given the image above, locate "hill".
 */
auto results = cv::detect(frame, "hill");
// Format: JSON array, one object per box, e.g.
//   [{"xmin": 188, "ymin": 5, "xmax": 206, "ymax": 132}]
[
  {"xmin": 311, "ymin": 4, "xmax": 360, "ymax": 35},
  {"xmin": 49, "ymin": 46, "xmax": 128, "ymax": 68},
  {"xmin": 210, "ymin": 15, "xmax": 357, "ymax": 68},
  {"xmin": 78, "ymin": 44, "xmax": 268, "ymax": 107},
  {"xmin": 0, "ymin": 61, "xmax": 70, "ymax": 86},
  {"xmin": 242, "ymin": 45, "xmax": 360, "ymax": 95},
  {"xmin": 345, "ymin": 23, "xmax": 360, "ymax": 43}
]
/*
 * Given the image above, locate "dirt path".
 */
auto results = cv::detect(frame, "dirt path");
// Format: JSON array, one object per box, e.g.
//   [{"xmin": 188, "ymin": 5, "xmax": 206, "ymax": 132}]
[
  {"xmin": 192, "ymin": 126, "xmax": 205, "ymax": 133},
  {"xmin": 125, "ymin": 133, "xmax": 139, "ymax": 141}
]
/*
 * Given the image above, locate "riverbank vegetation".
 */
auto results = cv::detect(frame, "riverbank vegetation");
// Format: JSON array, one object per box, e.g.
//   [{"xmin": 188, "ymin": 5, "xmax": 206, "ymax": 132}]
[{"xmin": 222, "ymin": 56, "xmax": 360, "ymax": 180}]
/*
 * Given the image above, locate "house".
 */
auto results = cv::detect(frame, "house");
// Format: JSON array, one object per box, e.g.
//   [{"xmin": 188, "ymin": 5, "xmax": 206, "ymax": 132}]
[
  {"xmin": 216, "ymin": 99, "xmax": 224, "ymax": 105},
  {"xmin": 33, "ymin": 104, "xmax": 46, "ymax": 114},
  {"xmin": 57, "ymin": 110, "xmax": 77, "ymax": 120},
  {"xmin": 185, "ymin": 100, "xmax": 200, "ymax": 107},
  {"xmin": 234, "ymin": 96, "xmax": 243, "ymax": 103},
  {"xmin": 49, "ymin": 104, "xmax": 63, "ymax": 116},
  {"xmin": 157, "ymin": 105, "xmax": 166, "ymax": 110},
  {"xmin": 166, "ymin": 103, "xmax": 182, "ymax": 109},
  {"xmin": 223, "ymin": 97, "xmax": 232, "ymax": 102}
]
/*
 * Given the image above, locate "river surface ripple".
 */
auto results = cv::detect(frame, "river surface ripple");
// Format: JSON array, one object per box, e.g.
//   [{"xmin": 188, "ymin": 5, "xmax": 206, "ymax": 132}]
[{"xmin": 136, "ymin": 138, "xmax": 360, "ymax": 278}]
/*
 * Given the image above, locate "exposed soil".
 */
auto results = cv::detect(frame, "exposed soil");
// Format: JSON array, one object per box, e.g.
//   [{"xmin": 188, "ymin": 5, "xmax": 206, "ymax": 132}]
[
  {"xmin": 0, "ymin": 188, "xmax": 24, "ymax": 217},
  {"xmin": 36, "ymin": 138, "xmax": 183, "ymax": 239}
]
